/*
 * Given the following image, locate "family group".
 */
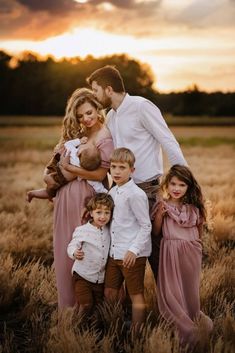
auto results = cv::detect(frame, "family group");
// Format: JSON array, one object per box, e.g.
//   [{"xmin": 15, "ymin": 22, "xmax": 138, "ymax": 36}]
[{"xmin": 27, "ymin": 65, "xmax": 213, "ymax": 348}]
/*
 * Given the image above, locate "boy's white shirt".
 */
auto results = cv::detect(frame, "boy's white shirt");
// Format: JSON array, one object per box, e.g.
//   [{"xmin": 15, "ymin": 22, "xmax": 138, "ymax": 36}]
[
  {"xmin": 64, "ymin": 138, "xmax": 107, "ymax": 193},
  {"xmin": 108, "ymin": 179, "xmax": 152, "ymax": 259},
  {"xmin": 67, "ymin": 222, "xmax": 110, "ymax": 284}
]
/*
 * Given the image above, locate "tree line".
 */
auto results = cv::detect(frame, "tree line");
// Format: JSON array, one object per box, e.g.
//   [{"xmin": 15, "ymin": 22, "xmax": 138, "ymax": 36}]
[{"xmin": 0, "ymin": 51, "xmax": 235, "ymax": 117}]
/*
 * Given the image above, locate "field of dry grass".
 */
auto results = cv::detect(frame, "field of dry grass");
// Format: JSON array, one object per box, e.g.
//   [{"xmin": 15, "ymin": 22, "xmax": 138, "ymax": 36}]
[{"xmin": 0, "ymin": 124, "xmax": 234, "ymax": 353}]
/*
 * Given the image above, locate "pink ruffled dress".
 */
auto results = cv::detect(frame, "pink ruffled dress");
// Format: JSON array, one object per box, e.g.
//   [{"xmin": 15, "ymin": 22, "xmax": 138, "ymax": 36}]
[
  {"xmin": 152, "ymin": 201, "xmax": 213, "ymax": 345},
  {"xmin": 53, "ymin": 138, "xmax": 114, "ymax": 309}
]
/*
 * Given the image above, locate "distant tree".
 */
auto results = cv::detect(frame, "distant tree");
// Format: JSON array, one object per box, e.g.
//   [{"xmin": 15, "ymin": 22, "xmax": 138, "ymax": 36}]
[
  {"xmin": 0, "ymin": 51, "xmax": 12, "ymax": 65},
  {"xmin": 172, "ymin": 85, "xmax": 206, "ymax": 116},
  {"xmin": 0, "ymin": 50, "xmax": 235, "ymax": 117},
  {"xmin": 0, "ymin": 51, "xmax": 13, "ymax": 114},
  {"xmin": 0, "ymin": 52, "xmax": 156, "ymax": 115}
]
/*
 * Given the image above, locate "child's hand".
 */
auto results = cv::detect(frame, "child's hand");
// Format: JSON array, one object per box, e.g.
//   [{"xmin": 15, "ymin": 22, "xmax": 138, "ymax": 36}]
[
  {"xmin": 59, "ymin": 150, "xmax": 70, "ymax": 170},
  {"xmin": 80, "ymin": 136, "xmax": 88, "ymax": 144},
  {"xmin": 43, "ymin": 173, "xmax": 58, "ymax": 189},
  {"xmin": 157, "ymin": 201, "xmax": 167, "ymax": 218},
  {"xmin": 123, "ymin": 251, "xmax": 137, "ymax": 268},
  {"xmin": 73, "ymin": 248, "xmax": 84, "ymax": 260}
]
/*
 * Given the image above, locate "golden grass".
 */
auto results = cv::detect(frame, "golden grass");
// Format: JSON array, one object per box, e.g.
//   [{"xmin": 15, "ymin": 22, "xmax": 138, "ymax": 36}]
[
  {"xmin": 0, "ymin": 126, "xmax": 234, "ymax": 352},
  {"xmin": 171, "ymin": 126, "xmax": 235, "ymax": 138}
]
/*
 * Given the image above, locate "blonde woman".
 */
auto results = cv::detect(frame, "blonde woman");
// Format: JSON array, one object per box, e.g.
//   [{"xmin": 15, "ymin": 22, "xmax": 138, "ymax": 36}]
[{"xmin": 48, "ymin": 88, "xmax": 113, "ymax": 309}]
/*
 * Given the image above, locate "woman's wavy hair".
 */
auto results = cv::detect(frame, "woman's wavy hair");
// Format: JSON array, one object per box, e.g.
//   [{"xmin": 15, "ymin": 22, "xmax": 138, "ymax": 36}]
[
  {"xmin": 57, "ymin": 88, "xmax": 105, "ymax": 147},
  {"xmin": 162, "ymin": 164, "xmax": 206, "ymax": 220}
]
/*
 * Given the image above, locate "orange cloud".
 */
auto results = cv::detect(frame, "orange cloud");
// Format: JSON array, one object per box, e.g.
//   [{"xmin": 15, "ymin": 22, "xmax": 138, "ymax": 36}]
[{"xmin": 1, "ymin": 0, "xmax": 235, "ymax": 41}]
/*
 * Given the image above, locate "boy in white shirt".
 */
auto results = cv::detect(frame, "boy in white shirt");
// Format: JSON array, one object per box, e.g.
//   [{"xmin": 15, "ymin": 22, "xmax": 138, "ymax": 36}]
[
  {"xmin": 67, "ymin": 193, "xmax": 114, "ymax": 316},
  {"xmin": 105, "ymin": 147, "xmax": 152, "ymax": 332}
]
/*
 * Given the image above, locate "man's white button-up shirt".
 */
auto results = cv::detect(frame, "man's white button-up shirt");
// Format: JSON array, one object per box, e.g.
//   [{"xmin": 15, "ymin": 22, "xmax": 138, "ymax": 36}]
[
  {"xmin": 67, "ymin": 222, "xmax": 110, "ymax": 284},
  {"xmin": 108, "ymin": 179, "xmax": 152, "ymax": 259},
  {"xmin": 107, "ymin": 93, "xmax": 187, "ymax": 183}
]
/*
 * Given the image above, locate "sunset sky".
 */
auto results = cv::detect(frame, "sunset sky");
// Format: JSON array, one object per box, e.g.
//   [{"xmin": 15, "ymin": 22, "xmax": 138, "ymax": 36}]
[{"xmin": 0, "ymin": 0, "xmax": 235, "ymax": 92}]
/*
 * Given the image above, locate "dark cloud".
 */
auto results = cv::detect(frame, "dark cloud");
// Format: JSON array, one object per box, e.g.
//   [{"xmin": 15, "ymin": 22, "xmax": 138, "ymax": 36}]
[
  {"xmin": 90, "ymin": 0, "xmax": 142, "ymax": 9},
  {"xmin": 15, "ymin": 0, "xmax": 162, "ymax": 13},
  {"xmin": 0, "ymin": 0, "xmax": 82, "ymax": 40},
  {"xmin": 0, "ymin": 0, "xmax": 162, "ymax": 40},
  {"xmin": 0, "ymin": 0, "xmax": 14, "ymax": 13},
  {"xmin": 17, "ymin": 0, "xmax": 76, "ymax": 13},
  {"xmin": 90, "ymin": 0, "xmax": 161, "ymax": 11},
  {"xmin": 0, "ymin": 0, "xmax": 234, "ymax": 42}
]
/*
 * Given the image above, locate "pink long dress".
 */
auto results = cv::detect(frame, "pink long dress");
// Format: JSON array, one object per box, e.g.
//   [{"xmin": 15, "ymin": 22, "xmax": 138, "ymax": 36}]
[
  {"xmin": 53, "ymin": 138, "xmax": 114, "ymax": 309},
  {"xmin": 152, "ymin": 201, "xmax": 213, "ymax": 346}
]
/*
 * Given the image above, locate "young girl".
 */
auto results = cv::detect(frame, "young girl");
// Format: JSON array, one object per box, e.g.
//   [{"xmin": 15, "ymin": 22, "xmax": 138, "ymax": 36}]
[
  {"xmin": 67, "ymin": 193, "xmax": 114, "ymax": 316},
  {"xmin": 151, "ymin": 165, "xmax": 213, "ymax": 347}
]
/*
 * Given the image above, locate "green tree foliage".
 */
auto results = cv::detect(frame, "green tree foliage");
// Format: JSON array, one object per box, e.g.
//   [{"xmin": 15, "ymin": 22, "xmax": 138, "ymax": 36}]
[
  {"xmin": 153, "ymin": 86, "xmax": 235, "ymax": 117},
  {"xmin": 0, "ymin": 51, "xmax": 235, "ymax": 116}
]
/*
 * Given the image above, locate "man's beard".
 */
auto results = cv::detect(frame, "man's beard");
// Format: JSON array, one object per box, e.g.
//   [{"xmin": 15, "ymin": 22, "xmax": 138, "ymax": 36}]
[{"xmin": 100, "ymin": 94, "xmax": 112, "ymax": 109}]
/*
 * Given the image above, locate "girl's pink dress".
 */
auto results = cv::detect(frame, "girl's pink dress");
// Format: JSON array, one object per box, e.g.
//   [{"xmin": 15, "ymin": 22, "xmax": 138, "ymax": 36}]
[
  {"xmin": 53, "ymin": 138, "xmax": 113, "ymax": 309},
  {"xmin": 152, "ymin": 201, "xmax": 213, "ymax": 345}
]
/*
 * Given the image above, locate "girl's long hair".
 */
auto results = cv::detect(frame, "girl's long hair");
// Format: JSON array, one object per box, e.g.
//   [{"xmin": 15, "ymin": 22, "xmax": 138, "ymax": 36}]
[
  {"xmin": 57, "ymin": 88, "xmax": 105, "ymax": 148},
  {"xmin": 162, "ymin": 164, "xmax": 206, "ymax": 220}
]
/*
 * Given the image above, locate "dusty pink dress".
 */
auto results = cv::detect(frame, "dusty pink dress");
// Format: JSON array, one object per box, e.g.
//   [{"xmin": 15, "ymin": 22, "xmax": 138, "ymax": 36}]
[
  {"xmin": 53, "ymin": 138, "xmax": 113, "ymax": 309},
  {"xmin": 152, "ymin": 201, "xmax": 213, "ymax": 345}
]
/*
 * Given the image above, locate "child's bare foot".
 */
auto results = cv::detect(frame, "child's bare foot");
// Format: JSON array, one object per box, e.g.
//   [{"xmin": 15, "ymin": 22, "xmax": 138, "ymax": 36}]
[
  {"xmin": 26, "ymin": 188, "xmax": 50, "ymax": 202},
  {"xmin": 26, "ymin": 191, "xmax": 34, "ymax": 203}
]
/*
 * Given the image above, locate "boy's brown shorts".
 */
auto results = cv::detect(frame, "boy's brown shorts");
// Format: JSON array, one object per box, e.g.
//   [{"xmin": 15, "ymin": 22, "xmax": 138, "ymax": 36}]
[
  {"xmin": 104, "ymin": 256, "xmax": 147, "ymax": 295},
  {"xmin": 73, "ymin": 272, "xmax": 104, "ymax": 306}
]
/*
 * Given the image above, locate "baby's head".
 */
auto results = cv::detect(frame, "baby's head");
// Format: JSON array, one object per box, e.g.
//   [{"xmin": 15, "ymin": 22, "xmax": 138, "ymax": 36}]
[{"xmin": 79, "ymin": 144, "xmax": 101, "ymax": 171}]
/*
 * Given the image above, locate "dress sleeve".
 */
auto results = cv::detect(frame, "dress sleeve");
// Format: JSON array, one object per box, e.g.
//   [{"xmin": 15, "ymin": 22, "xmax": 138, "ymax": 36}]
[
  {"xmin": 195, "ymin": 207, "xmax": 204, "ymax": 226},
  {"xmin": 150, "ymin": 199, "xmax": 165, "ymax": 221},
  {"xmin": 96, "ymin": 137, "xmax": 114, "ymax": 169}
]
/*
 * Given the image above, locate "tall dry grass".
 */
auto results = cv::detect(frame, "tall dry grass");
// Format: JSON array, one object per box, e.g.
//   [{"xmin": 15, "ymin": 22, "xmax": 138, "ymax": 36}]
[{"xmin": 0, "ymin": 126, "xmax": 234, "ymax": 353}]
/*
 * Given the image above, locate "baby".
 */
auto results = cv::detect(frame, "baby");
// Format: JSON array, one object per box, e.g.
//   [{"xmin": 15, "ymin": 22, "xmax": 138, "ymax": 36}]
[{"xmin": 27, "ymin": 137, "xmax": 107, "ymax": 202}]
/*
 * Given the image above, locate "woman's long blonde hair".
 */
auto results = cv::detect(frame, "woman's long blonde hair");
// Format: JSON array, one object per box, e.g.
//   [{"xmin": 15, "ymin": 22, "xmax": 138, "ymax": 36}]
[{"xmin": 57, "ymin": 88, "xmax": 105, "ymax": 147}]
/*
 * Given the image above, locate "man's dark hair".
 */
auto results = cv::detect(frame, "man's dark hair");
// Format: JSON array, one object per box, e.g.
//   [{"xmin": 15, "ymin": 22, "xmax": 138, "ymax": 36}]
[{"xmin": 87, "ymin": 65, "xmax": 125, "ymax": 93}]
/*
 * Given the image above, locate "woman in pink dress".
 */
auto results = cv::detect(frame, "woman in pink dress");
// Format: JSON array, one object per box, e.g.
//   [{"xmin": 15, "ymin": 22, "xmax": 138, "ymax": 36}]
[
  {"xmin": 45, "ymin": 88, "xmax": 113, "ymax": 309},
  {"xmin": 151, "ymin": 165, "xmax": 213, "ymax": 347}
]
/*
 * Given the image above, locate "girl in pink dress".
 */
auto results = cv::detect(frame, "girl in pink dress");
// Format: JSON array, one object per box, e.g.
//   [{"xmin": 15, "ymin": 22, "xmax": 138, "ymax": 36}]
[
  {"xmin": 151, "ymin": 165, "xmax": 213, "ymax": 347},
  {"xmin": 45, "ymin": 88, "xmax": 114, "ymax": 309}
]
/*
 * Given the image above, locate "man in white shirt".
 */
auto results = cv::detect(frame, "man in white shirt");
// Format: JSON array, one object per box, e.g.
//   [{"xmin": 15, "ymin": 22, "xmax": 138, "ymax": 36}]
[{"xmin": 87, "ymin": 65, "xmax": 187, "ymax": 279}]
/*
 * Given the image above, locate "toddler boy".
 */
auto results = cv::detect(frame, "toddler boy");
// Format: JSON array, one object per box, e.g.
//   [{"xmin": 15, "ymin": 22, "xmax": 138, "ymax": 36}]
[{"xmin": 67, "ymin": 193, "xmax": 114, "ymax": 315}]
